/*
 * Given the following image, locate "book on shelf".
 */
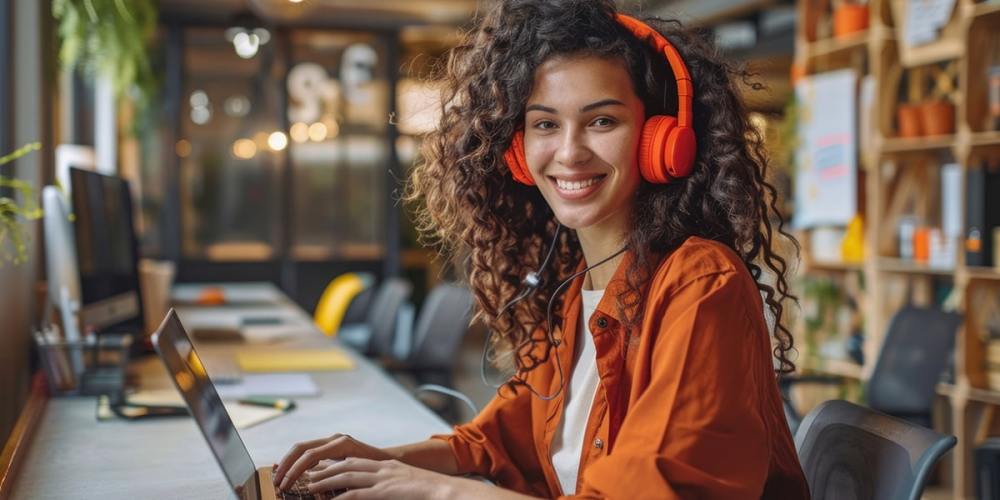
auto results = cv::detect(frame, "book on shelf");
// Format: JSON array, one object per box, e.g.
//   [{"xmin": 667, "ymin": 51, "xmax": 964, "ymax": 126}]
[{"xmin": 966, "ymin": 165, "xmax": 1000, "ymax": 267}]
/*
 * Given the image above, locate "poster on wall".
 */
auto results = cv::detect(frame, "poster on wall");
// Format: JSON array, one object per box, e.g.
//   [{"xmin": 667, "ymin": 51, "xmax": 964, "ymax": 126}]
[{"xmin": 793, "ymin": 69, "xmax": 858, "ymax": 229}]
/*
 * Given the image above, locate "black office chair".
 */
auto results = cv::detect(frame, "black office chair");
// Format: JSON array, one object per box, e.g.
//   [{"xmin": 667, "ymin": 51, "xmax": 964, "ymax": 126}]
[
  {"xmin": 338, "ymin": 277, "xmax": 413, "ymax": 356},
  {"xmin": 795, "ymin": 399, "xmax": 957, "ymax": 500},
  {"xmin": 783, "ymin": 306, "xmax": 964, "ymax": 432},
  {"xmin": 391, "ymin": 283, "xmax": 476, "ymax": 422}
]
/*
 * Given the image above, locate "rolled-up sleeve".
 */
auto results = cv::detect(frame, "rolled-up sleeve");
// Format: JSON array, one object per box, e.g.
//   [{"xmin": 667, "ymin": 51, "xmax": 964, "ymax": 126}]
[
  {"xmin": 431, "ymin": 383, "xmax": 551, "ymax": 496},
  {"xmin": 570, "ymin": 270, "xmax": 772, "ymax": 499}
]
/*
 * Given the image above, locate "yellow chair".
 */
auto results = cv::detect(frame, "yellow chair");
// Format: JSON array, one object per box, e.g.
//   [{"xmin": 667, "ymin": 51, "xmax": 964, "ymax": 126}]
[{"xmin": 314, "ymin": 272, "xmax": 374, "ymax": 337}]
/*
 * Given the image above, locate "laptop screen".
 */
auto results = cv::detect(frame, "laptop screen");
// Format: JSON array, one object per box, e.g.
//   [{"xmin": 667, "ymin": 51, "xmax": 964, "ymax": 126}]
[{"xmin": 153, "ymin": 310, "xmax": 257, "ymax": 492}]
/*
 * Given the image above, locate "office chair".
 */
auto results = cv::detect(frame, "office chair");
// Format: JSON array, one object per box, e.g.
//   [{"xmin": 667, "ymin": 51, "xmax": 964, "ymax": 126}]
[
  {"xmin": 391, "ymin": 283, "xmax": 476, "ymax": 422},
  {"xmin": 795, "ymin": 399, "xmax": 956, "ymax": 500},
  {"xmin": 783, "ymin": 306, "xmax": 963, "ymax": 432},
  {"xmin": 338, "ymin": 277, "xmax": 412, "ymax": 356},
  {"xmin": 313, "ymin": 272, "xmax": 375, "ymax": 336}
]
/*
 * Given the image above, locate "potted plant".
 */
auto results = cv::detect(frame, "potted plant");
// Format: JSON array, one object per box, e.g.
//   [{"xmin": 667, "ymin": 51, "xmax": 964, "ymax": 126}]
[
  {"xmin": 53, "ymin": 0, "xmax": 158, "ymax": 119},
  {"xmin": 920, "ymin": 61, "xmax": 958, "ymax": 136},
  {"xmin": 898, "ymin": 67, "xmax": 924, "ymax": 138},
  {"xmin": 833, "ymin": 0, "xmax": 869, "ymax": 39}
]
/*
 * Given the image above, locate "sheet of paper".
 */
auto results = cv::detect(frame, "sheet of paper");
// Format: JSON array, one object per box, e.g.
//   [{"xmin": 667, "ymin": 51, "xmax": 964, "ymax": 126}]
[
  {"xmin": 793, "ymin": 69, "xmax": 858, "ymax": 229},
  {"xmin": 225, "ymin": 403, "xmax": 285, "ymax": 429},
  {"xmin": 215, "ymin": 374, "xmax": 320, "ymax": 399}
]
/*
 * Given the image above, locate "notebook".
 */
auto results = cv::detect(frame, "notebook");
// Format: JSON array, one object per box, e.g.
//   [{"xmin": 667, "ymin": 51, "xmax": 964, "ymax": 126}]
[{"xmin": 237, "ymin": 348, "xmax": 355, "ymax": 372}]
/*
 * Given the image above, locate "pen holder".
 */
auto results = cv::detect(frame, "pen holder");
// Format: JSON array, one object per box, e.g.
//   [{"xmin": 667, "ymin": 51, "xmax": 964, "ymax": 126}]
[{"xmin": 35, "ymin": 333, "xmax": 132, "ymax": 396}]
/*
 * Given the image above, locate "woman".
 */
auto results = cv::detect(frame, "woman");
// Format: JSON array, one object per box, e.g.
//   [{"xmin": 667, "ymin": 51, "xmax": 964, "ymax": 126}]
[{"xmin": 274, "ymin": 0, "xmax": 809, "ymax": 497}]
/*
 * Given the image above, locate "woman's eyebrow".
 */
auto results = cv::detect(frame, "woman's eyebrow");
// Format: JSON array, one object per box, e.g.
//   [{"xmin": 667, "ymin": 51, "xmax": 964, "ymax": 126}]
[
  {"xmin": 579, "ymin": 99, "xmax": 625, "ymax": 112},
  {"xmin": 525, "ymin": 99, "xmax": 626, "ymax": 115}
]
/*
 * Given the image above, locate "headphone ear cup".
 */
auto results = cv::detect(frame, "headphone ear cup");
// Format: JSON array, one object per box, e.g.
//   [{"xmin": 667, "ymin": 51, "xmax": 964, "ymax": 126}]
[
  {"xmin": 665, "ymin": 126, "xmax": 697, "ymax": 178},
  {"xmin": 638, "ymin": 115, "xmax": 678, "ymax": 184},
  {"xmin": 504, "ymin": 131, "xmax": 535, "ymax": 186}
]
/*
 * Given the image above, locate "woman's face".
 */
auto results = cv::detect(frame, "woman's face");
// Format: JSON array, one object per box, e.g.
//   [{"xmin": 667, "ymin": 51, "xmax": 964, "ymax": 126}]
[{"xmin": 524, "ymin": 55, "xmax": 644, "ymax": 237}]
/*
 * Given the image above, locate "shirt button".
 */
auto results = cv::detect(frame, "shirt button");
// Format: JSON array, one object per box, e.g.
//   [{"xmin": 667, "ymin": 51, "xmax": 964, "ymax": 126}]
[
  {"xmin": 593, "ymin": 438, "xmax": 604, "ymax": 449},
  {"xmin": 596, "ymin": 317, "xmax": 608, "ymax": 329}
]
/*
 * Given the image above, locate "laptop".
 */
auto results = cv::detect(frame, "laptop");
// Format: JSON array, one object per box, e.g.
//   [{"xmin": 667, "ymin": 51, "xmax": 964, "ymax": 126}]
[{"xmin": 152, "ymin": 309, "xmax": 331, "ymax": 500}]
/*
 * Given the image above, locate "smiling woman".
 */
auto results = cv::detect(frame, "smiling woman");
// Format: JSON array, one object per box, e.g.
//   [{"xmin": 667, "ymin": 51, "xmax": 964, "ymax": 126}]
[{"xmin": 273, "ymin": 0, "xmax": 809, "ymax": 498}]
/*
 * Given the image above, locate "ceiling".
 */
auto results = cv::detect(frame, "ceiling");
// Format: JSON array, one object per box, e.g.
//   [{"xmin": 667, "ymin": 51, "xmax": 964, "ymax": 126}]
[{"xmin": 158, "ymin": 0, "xmax": 484, "ymax": 28}]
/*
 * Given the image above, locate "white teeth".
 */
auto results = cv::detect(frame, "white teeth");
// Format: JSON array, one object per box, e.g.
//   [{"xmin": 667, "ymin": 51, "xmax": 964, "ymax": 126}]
[{"xmin": 555, "ymin": 176, "xmax": 601, "ymax": 191}]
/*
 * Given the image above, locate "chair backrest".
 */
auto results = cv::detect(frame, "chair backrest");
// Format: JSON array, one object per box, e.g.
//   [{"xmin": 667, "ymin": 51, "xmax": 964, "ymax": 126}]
[
  {"xmin": 367, "ymin": 277, "xmax": 413, "ymax": 357},
  {"xmin": 866, "ymin": 306, "xmax": 963, "ymax": 416},
  {"xmin": 313, "ymin": 272, "xmax": 375, "ymax": 336},
  {"xmin": 795, "ymin": 399, "xmax": 957, "ymax": 500},
  {"xmin": 406, "ymin": 283, "xmax": 473, "ymax": 369}
]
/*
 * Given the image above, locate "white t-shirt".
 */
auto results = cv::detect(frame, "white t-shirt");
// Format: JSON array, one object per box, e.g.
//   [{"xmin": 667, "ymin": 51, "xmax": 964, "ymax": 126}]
[{"xmin": 550, "ymin": 287, "xmax": 605, "ymax": 495}]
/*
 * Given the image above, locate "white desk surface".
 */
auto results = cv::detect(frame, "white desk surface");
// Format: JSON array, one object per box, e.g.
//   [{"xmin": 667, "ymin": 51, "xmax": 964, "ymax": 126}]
[{"xmin": 11, "ymin": 283, "xmax": 451, "ymax": 499}]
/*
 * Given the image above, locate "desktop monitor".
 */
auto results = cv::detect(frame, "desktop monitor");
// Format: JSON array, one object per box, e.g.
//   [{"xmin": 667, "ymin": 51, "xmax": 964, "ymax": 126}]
[
  {"xmin": 69, "ymin": 167, "xmax": 144, "ymax": 333},
  {"xmin": 43, "ymin": 185, "xmax": 81, "ymax": 310}
]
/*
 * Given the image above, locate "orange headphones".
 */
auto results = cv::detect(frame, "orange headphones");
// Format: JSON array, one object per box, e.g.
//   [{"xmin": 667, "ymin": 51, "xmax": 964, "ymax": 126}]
[{"xmin": 503, "ymin": 14, "xmax": 696, "ymax": 186}]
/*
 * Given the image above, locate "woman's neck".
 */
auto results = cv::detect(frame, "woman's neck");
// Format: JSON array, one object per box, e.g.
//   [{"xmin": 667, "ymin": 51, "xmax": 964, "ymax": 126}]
[{"xmin": 576, "ymin": 224, "xmax": 627, "ymax": 291}]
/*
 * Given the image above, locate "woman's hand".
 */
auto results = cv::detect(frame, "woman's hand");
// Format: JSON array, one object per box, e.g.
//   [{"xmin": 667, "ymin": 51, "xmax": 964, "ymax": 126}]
[
  {"xmin": 303, "ymin": 457, "xmax": 457, "ymax": 499},
  {"xmin": 273, "ymin": 433, "xmax": 398, "ymax": 491}
]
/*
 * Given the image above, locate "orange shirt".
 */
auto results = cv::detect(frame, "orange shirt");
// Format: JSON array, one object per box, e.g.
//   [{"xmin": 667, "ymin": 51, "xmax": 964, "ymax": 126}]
[{"xmin": 432, "ymin": 237, "xmax": 809, "ymax": 499}]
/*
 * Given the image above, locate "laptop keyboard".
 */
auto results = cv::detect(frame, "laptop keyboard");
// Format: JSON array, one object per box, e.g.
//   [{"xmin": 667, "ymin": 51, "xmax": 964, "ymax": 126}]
[{"xmin": 278, "ymin": 476, "xmax": 337, "ymax": 499}]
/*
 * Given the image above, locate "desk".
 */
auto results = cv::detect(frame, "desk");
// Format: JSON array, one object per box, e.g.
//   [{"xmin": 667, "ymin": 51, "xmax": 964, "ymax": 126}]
[{"xmin": 10, "ymin": 283, "xmax": 451, "ymax": 499}]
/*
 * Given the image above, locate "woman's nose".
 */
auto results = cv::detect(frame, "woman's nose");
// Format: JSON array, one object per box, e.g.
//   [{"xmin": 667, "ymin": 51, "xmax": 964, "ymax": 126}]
[{"xmin": 554, "ymin": 129, "xmax": 592, "ymax": 167}]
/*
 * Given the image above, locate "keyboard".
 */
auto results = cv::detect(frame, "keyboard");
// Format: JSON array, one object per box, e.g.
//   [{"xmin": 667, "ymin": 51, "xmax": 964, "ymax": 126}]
[{"xmin": 279, "ymin": 476, "xmax": 335, "ymax": 500}]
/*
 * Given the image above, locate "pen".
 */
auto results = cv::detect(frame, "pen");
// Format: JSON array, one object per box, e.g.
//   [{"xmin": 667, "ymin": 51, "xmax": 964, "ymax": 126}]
[{"xmin": 237, "ymin": 397, "xmax": 295, "ymax": 411}]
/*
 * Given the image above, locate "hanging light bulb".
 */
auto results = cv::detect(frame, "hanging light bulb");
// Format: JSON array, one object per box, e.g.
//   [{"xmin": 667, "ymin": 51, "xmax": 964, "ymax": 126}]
[{"xmin": 225, "ymin": 12, "xmax": 270, "ymax": 60}]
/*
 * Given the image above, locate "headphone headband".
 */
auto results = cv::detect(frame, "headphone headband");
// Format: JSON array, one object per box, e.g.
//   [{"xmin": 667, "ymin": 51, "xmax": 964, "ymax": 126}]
[{"xmin": 615, "ymin": 14, "xmax": 693, "ymax": 130}]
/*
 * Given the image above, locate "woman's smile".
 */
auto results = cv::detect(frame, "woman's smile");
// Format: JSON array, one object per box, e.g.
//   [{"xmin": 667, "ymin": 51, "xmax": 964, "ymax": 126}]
[{"xmin": 548, "ymin": 173, "xmax": 608, "ymax": 199}]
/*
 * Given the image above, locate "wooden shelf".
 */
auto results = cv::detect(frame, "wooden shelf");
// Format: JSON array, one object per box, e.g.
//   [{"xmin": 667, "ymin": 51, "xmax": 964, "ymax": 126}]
[
  {"xmin": 806, "ymin": 260, "xmax": 865, "ymax": 272},
  {"xmin": 966, "ymin": 266, "xmax": 1000, "ymax": 282},
  {"xmin": 809, "ymin": 358, "xmax": 865, "ymax": 379},
  {"xmin": 972, "ymin": 0, "xmax": 1000, "ymax": 18},
  {"xmin": 938, "ymin": 383, "xmax": 1000, "ymax": 406},
  {"xmin": 970, "ymin": 130, "xmax": 1000, "ymax": 147},
  {"xmin": 795, "ymin": 0, "xmax": 994, "ymax": 495},
  {"xmin": 804, "ymin": 31, "xmax": 869, "ymax": 61},
  {"xmin": 880, "ymin": 135, "xmax": 956, "ymax": 154},
  {"xmin": 876, "ymin": 258, "xmax": 956, "ymax": 276}
]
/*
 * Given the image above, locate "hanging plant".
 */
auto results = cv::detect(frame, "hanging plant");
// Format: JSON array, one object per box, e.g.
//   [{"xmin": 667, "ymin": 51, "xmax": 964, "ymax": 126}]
[
  {"xmin": 53, "ymin": 0, "xmax": 159, "ymax": 112},
  {"xmin": 0, "ymin": 143, "xmax": 43, "ymax": 265}
]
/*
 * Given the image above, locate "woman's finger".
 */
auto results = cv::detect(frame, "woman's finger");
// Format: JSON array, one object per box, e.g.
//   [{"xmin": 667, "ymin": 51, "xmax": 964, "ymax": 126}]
[
  {"xmin": 309, "ymin": 470, "xmax": 379, "ymax": 494},
  {"xmin": 309, "ymin": 457, "xmax": 386, "ymax": 482},
  {"xmin": 273, "ymin": 434, "xmax": 342, "ymax": 486},
  {"xmin": 279, "ymin": 436, "xmax": 354, "ymax": 490}
]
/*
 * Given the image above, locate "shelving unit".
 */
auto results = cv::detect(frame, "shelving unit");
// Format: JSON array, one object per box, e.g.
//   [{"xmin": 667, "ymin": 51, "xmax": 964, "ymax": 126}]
[{"xmin": 794, "ymin": 0, "xmax": 1000, "ymax": 497}]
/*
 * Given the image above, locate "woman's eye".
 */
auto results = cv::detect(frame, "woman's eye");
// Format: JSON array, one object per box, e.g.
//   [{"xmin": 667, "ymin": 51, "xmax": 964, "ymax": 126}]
[
  {"xmin": 591, "ymin": 117, "xmax": 616, "ymax": 127},
  {"xmin": 533, "ymin": 120, "xmax": 557, "ymax": 130}
]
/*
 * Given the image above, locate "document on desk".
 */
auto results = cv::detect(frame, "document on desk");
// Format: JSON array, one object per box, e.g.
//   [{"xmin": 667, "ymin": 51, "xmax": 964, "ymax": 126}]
[
  {"xmin": 237, "ymin": 348, "xmax": 356, "ymax": 372},
  {"xmin": 126, "ymin": 389, "xmax": 285, "ymax": 429}
]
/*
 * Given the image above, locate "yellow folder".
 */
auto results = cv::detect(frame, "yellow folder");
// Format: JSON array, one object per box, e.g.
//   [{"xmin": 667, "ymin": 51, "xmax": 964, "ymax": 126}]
[{"xmin": 237, "ymin": 348, "xmax": 356, "ymax": 372}]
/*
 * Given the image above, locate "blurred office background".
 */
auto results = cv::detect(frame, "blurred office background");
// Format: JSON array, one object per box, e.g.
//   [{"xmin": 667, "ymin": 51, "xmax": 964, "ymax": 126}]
[{"xmin": 2, "ymin": 0, "xmax": 999, "ymax": 498}]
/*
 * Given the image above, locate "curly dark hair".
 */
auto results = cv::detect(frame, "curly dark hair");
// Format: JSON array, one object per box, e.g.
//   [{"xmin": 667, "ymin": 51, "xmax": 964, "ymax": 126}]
[{"xmin": 405, "ymin": 0, "xmax": 799, "ymax": 392}]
